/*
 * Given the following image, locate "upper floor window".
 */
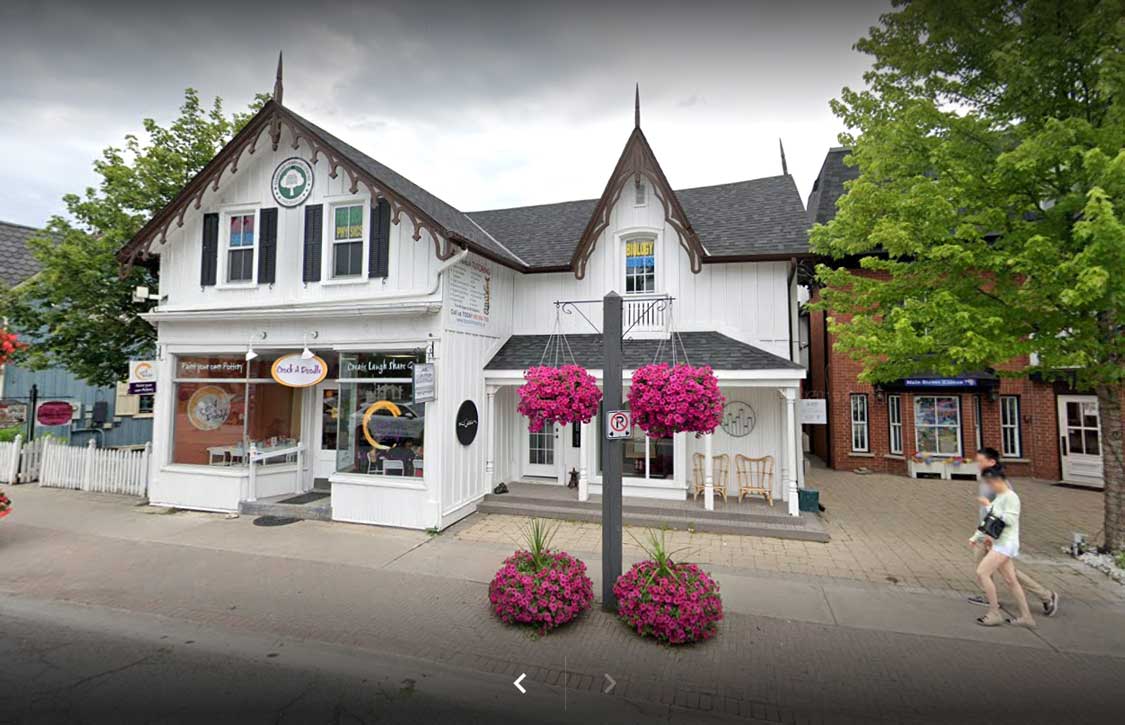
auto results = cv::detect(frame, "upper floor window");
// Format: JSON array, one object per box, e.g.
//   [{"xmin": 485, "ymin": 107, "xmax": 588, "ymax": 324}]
[
  {"xmin": 226, "ymin": 212, "xmax": 256, "ymax": 283},
  {"xmin": 625, "ymin": 238, "xmax": 655, "ymax": 294},
  {"xmin": 634, "ymin": 178, "xmax": 647, "ymax": 206},
  {"xmin": 332, "ymin": 204, "xmax": 365, "ymax": 278}
]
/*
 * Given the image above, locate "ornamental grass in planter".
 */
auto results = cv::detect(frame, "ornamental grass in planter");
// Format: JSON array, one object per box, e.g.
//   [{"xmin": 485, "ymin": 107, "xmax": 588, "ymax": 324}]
[
  {"xmin": 517, "ymin": 365, "xmax": 603, "ymax": 433},
  {"xmin": 488, "ymin": 518, "xmax": 594, "ymax": 634},
  {"xmin": 613, "ymin": 530, "xmax": 723, "ymax": 645},
  {"xmin": 628, "ymin": 363, "xmax": 724, "ymax": 438}
]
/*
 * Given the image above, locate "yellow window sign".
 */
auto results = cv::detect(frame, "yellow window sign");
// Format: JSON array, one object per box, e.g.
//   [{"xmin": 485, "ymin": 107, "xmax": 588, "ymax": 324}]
[{"xmin": 626, "ymin": 239, "xmax": 654, "ymax": 257}]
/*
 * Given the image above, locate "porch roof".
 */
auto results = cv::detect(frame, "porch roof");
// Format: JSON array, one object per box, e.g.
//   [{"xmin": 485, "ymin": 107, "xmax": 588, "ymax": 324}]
[{"xmin": 484, "ymin": 331, "xmax": 804, "ymax": 373}]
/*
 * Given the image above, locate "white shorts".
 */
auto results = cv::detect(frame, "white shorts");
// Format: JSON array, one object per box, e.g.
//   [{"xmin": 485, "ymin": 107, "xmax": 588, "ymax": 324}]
[{"xmin": 992, "ymin": 541, "xmax": 1019, "ymax": 558}]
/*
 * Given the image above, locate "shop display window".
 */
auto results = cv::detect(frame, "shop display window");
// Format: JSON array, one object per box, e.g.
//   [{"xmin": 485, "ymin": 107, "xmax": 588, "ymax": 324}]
[{"xmin": 335, "ymin": 351, "xmax": 426, "ymax": 478}]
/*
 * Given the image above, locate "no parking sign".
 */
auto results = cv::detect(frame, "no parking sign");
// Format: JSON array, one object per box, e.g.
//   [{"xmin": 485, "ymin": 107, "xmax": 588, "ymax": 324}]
[{"xmin": 606, "ymin": 410, "xmax": 631, "ymax": 439}]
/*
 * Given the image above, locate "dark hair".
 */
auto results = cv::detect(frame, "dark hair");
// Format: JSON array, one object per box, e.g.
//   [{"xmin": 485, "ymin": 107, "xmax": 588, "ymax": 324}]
[
  {"xmin": 977, "ymin": 447, "xmax": 1001, "ymax": 463},
  {"xmin": 981, "ymin": 468, "xmax": 1007, "ymax": 481}
]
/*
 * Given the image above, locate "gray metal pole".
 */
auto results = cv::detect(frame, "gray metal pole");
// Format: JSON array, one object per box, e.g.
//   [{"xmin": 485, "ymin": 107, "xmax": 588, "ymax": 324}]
[{"xmin": 602, "ymin": 291, "xmax": 623, "ymax": 611}]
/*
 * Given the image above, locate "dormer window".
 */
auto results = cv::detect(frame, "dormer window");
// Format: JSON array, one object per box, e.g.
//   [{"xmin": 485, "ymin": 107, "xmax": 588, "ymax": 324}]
[
  {"xmin": 625, "ymin": 238, "xmax": 655, "ymax": 294},
  {"xmin": 226, "ymin": 212, "xmax": 256, "ymax": 283},
  {"xmin": 634, "ymin": 178, "xmax": 647, "ymax": 206}
]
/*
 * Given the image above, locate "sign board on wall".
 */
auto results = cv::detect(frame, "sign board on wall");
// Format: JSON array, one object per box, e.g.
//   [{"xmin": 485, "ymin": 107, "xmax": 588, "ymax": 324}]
[
  {"xmin": 447, "ymin": 260, "xmax": 491, "ymax": 329},
  {"xmin": 128, "ymin": 360, "xmax": 157, "ymax": 395},
  {"xmin": 412, "ymin": 363, "xmax": 436, "ymax": 404},
  {"xmin": 799, "ymin": 399, "xmax": 827, "ymax": 425},
  {"xmin": 456, "ymin": 400, "xmax": 479, "ymax": 445},
  {"xmin": 271, "ymin": 353, "xmax": 330, "ymax": 388},
  {"xmin": 36, "ymin": 400, "xmax": 74, "ymax": 427},
  {"xmin": 271, "ymin": 157, "xmax": 314, "ymax": 207}
]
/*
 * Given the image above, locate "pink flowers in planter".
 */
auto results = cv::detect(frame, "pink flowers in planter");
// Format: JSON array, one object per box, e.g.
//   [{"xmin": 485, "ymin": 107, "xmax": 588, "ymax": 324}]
[
  {"xmin": 614, "ymin": 562, "xmax": 723, "ymax": 645},
  {"xmin": 517, "ymin": 365, "xmax": 603, "ymax": 433},
  {"xmin": 489, "ymin": 519, "xmax": 594, "ymax": 634},
  {"xmin": 628, "ymin": 363, "xmax": 724, "ymax": 437}
]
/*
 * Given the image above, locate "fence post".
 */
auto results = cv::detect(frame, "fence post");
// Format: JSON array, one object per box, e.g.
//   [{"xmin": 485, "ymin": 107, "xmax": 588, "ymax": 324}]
[
  {"xmin": 82, "ymin": 438, "xmax": 96, "ymax": 492},
  {"xmin": 141, "ymin": 442, "xmax": 151, "ymax": 497},
  {"xmin": 8, "ymin": 434, "xmax": 22, "ymax": 484}
]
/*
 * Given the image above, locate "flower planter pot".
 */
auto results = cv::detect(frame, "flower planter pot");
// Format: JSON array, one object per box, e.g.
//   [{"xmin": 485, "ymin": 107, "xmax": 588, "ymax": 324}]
[
  {"xmin": 489, "ymin": 549, "xmax": 594, "ymax": 634},
  {"xmin": 613, "ymin": 560, "xmax": 723, "ymax": 645}
]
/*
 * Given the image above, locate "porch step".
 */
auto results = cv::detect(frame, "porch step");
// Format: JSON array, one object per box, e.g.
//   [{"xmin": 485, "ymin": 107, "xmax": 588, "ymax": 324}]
[
  {"xmin": 486, "ymin": 494, "xmax": 792, "ymax": 526},
  {"xmin": 238, "ymin": 496, "xmax": 333, "ymax": 522},
  {"xmin": 475, "ymin": 496, "xmax": 829, "ymax": 542}
]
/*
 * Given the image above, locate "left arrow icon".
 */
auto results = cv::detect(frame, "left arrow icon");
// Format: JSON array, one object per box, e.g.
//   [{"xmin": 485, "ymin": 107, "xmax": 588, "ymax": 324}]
[{"xmin": 513, "ymin": 673, "xmax": 527, "ymax": 694}]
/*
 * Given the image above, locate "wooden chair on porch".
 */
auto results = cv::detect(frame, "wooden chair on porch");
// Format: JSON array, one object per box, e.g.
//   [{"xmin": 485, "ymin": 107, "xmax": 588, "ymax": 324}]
[
  {"xmin": 736, "ymin": 454, "xmax": 774, "ymax": 506},
  {"xmin": 691, "ymin": 452, "xmax": 730, "ymax": 502},
  {"xmin": 691, "ymin": 452, "xmax": 705, "ymax": 500},
  {"xmin": 712, "ymin": 454, "xmax": 730, "ymax": 502}
]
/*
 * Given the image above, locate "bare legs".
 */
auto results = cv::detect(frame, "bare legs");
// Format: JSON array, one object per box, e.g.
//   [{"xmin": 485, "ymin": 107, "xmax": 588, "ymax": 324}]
[{"xmin": 976, "ymin": 549, "xmax": 1034, "ymax": 623}]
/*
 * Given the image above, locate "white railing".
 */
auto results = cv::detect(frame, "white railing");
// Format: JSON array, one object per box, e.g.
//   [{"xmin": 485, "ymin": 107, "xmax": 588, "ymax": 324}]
[
  {"xmin": 245, "ymin": 443, "xmax": 303, "ymax": 502},
  {"xmin": 622, "ymin": 296, "xmax": 670, "ymax": 337},
  {"xmin": 0, "ymin": 435, "xmax": 21, "ymax": 483},
  {"xmin": 18, "ymin": 437, "xmax": 46, "ymax": 483},
  {"xmin": 39, "ymin": 439, "xmax": 150, "ymax": 497}
]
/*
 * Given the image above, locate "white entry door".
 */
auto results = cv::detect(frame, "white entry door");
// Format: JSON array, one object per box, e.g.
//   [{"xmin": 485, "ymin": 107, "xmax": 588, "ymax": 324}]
[
  {"xmin": 523, "ymin": 423, "xmax": 559, "ymax": 479},
  {"xmin": 314, "ymin": 382, "xmax": 340, "ymax": 483},
  {"xmin": 1057, "ymin": 395, "xmax": 1104, "ymax": 488}
]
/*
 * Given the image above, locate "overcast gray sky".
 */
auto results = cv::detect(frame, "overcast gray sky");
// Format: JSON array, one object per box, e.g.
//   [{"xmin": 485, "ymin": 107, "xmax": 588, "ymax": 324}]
[{"xmin": 0, "ymin": 0, "xmax": 888, "ymax": 229}]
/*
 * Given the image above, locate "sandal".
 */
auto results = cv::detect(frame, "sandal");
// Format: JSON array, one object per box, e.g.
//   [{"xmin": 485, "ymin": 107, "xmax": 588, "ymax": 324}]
[
  {"xmin": 1006, "ymin": 616, "xmax": 1037, "ymax": 629},
  {"xmin": 976, "ymin": 610, "xmax": 1004, "ymax": 626}
]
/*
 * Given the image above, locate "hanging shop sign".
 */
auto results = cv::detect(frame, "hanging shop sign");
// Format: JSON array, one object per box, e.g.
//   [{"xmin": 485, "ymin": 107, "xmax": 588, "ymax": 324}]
[
  {"xmin": 271, "ymin": 353, "xmax": 329, "ymax": 388},
  {"xmin": 721, "ymin": 401, "xmax": 757, "ymax": 437},
  {"xmin": 412, "ymin": 363, "xmax": 436, "ymax": 404},
  {"xmin": 128, "ymin": 359, "xmax": 157, "ymax": 395},
  {"xmin": 456, "ymin": 400, "xmax": 479, "ymax": 445},
  {"xmin": 606, "ymin": 410, "xmax": 631, "ymax": 440},
  {"xmin": 36, "ymin": 400, "xmax": 74, "ymax": 427},
  {"xmin": 798, "ymin": 399, "xmax": 827, "ymax": 425},
  {"xmin": 271, "ymin": 157, "xmax": 314, "ymax": 207}
]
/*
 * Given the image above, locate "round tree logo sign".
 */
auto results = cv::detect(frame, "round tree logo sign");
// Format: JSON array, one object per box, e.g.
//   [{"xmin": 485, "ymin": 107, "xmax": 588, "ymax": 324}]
[{"xmin": 271, "ymin": 157, "xmax": 314, "ymax": 207}]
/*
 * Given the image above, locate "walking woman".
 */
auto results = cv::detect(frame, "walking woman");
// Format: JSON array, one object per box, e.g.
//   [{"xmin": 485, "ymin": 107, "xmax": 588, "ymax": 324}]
[{"xmin": 970, "ymin": 469, "xmax": 1035, "ymax": 627}]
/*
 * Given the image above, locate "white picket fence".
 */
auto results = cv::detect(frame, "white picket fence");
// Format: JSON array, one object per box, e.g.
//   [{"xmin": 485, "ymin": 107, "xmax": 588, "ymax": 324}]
[
  {"xmin": 35, "ymin": 439, "xmax": 150, "ymax": 497},
  {"xmin": 0, "ymin": 435, "xmax": 46, "ymax": 484}
]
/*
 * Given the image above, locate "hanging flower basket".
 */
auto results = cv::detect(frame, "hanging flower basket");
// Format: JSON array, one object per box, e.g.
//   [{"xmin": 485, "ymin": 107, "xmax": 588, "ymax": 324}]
[
  {"xmin": 628, "ymin": 363, "xmax": 724, "ymax": 438},
  {"xmin": 517, "ymin": 365, "xmax": 602, "ymax": 433}
]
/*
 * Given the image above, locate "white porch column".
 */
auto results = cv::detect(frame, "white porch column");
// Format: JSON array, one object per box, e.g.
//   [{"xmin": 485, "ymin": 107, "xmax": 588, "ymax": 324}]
[
  {"xmin": 485, "ymin": 385, "xmax": 498, "ymax": 490},
  {"xmin": 784, "ymin": 387, "xmax": 800, "ymax": 517},
  {"xmin": 704, "ymin": 432, "xmax": 715, "ymax": 511},
  {"xmin": 578, "ymin": 420, "xmax": 590, "ymax": 501}
]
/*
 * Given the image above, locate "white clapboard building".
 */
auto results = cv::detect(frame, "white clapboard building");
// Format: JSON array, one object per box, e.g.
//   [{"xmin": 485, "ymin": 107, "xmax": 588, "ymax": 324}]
[{"xmin": 118, "ymin": 69, "xmax": 809, "ymax": 530}]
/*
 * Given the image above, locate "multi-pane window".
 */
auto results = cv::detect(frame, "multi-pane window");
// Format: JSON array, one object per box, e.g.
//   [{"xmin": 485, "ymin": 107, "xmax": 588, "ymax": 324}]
[
  {"xmin": 887, "ymin": 394, "xmax": 903, "ymax": 454},
  {"xmin": 914, "ymin": 395, "xmax": 961, "ymax": 455},
  {"xmin": 1000, "ymin": 396, "xmax": 1022, "ymax": 458},
  {"xmin": 529, "ymin": 424, "xmax": 555, "ymax": 466},
  {"xmin": 138, "ymin": 394, "xmax": 155, "ymax": 415},
  {"xmin": 227, "ymin": 212, "xmax": 256, "ymax": 282},
  {"xmin": 850, "ymin": 394, "xmax": 869, "ymax": 452},
  {"xmin": 332, "ymin": 205, "xmax": 365, "ymax": 278},
  {"xmin": 625, "ymin": 239, "xmax": 655, "ymax": 294}
]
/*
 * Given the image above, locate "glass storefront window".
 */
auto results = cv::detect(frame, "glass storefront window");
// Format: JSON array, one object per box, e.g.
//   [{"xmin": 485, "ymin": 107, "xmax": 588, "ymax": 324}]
[
  {"xmin": 598, "ymin": 406, "xmax": 674, "ymax": 480},
  {"xmin": 336, "ymin": 352, "xmax": 426, "ymax": 478},
  {"xmin": 914, "ymin": 395, "xmax": 961, "ymax": 456},
  {"xmin": 171, "ymin": 354, "xmax": 301, "ymax": 467}
]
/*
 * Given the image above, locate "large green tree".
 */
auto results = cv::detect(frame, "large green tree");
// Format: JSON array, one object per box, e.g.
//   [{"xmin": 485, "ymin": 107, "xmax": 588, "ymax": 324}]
[
  {"xmin": 811, "ymin": 0, "xmax": 1125, "ymax": 549},
  {"xmin": 1, "ymin": 89, "xmax": 267, "ymax": 387}
]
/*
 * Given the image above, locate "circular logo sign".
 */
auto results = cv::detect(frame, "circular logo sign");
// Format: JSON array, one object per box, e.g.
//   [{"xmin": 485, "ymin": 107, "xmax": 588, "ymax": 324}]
[
  {"xmin": 37, "ymin": 401, "xmax": 74, "ymax": 427},
  {"xmin": 270, "ymin": 353, "xmax": 329, "ymax": 388},
  {"xmin": 271, "ymin": 157, "xmax": 314, "ymax": 207},
  {"xmin": 721, "ymin": 401, "xmax": 756, "ymax": 437},
  {"xmin": 456, "ymin": 400, "xmax": 479, "ymax": 445}
]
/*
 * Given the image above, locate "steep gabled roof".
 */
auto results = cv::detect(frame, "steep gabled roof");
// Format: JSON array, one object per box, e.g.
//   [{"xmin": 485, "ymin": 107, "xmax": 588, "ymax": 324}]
[
  {"xmin": 806, "ymin": 147, "xmax": 859, "ymax": 225},
  {"xmin": 0, "ymin": 221, "xmax": 42, "ymax": 287},
  {"xmin": 467, "ymin": 198, "xmax": 598, "ymax": 270}
]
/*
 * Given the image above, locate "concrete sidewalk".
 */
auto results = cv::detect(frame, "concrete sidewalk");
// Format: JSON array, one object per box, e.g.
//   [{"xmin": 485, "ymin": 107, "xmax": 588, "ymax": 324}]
[{"xmin": 3, "ymin": 483, "xmax": 1125, "ymax": 723}]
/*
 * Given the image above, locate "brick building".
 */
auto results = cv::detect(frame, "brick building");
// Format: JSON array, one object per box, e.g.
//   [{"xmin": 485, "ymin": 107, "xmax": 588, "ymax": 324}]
[{"xmin": 803, "ymin": 149, "xmax": 1113, "ymax": 487}]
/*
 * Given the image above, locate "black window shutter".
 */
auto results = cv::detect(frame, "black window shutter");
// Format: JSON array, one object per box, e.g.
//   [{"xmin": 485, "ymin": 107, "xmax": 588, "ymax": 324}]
[
  {"xmin": 257, "ymin": 207, "xmax": 278, "ymax": 285},
  {"xmin": 302, "ymin": 204, "xmax": 323, "ymax": 283},
  {"xmin": 200, "ymin": 212, "xmax": 219, "ymax": 287},
  {"xmin": 369, "ymin": 199, "xmax": 391, "ymax": 278}
]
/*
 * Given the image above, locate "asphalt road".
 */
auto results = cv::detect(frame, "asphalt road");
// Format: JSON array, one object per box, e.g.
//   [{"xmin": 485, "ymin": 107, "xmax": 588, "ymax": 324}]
[{"xmin": 0, "ymin": 595, "xmax": 742, "ymax": 725}]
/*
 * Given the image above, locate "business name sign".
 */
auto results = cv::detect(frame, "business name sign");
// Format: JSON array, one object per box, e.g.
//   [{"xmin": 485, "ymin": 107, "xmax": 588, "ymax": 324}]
[
  {"xmin": 902, "ymin": 378, "xmax": 979, "ymax": 389},
  {"xmin": 799, "ymin": 399, "xmax": 827, "ymax": 425},
  {"xmin": 128, "ymin": 359, "xmax": 157, "ymax": 395},
  {"xmin": 271, "ymin": 353, "xmax": 329, "ymax": 388},
  {"xmin": 271, "ymin": 157, "xmax": 314, "ymax": 207},
  {"xmin": 37, "ymin": 400, "xmax": 74, "ymax": 426}
]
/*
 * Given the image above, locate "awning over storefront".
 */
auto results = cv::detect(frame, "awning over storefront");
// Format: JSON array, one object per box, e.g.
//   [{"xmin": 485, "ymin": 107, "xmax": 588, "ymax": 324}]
[
  {"xmin": 484, "ymin": 331, "xmax": 803, "ymax": 373},
  {"xmin": 879, "ymin": 371, "xmax": 1000, "ymax": 394}
]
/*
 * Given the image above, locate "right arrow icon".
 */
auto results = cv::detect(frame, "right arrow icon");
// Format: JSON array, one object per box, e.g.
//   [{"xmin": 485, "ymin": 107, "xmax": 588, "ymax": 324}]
[{"xmin": 603, "ymin": 673, "xmax": 616, "ymax": 694}]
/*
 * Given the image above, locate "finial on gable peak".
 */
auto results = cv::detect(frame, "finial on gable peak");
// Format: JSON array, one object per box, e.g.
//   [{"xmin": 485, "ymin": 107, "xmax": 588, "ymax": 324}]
[
  {"xmin": 634, "ymin": 83, "xmax": 640, "ymax": 129},
  {"xmin": 779, "ymin": 137, "xmax": 789, "ymax": 176},
  {"xmin": 273, "ymin": 51, "xmax": 284, "ymax": 105}
]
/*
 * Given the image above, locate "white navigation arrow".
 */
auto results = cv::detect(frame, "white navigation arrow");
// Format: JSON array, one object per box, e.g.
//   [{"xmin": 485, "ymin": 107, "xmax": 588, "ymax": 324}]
[
  {"xmin": 603, "ymin": 673, "xmax": 616, "ymax": 694},
  {"xmin": 513, "ymin": 672, "xmax": 527, "ymax": 694}
]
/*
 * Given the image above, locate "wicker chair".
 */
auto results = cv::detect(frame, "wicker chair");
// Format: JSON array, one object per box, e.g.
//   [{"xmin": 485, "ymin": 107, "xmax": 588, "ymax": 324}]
[
  {"xmin": 691, "ymin": 452, "xmax": 706, "ymax": 500},
  {"xmin": 712, "ymin": 454, "xmax": 730, "ymax": 502},
  {"xmin": 691, "ymin": 452, "xmax": 730, "ymax": 502},
  {"xmin": 736, "ymin": 454, "xmax": 774, "ymax": 505}
]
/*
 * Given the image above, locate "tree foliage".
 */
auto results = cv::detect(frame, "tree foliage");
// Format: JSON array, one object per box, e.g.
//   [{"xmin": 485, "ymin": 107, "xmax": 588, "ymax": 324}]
[
  {"xmin": 811, "ymin": 0, "xmax": 1125, "ymax": 547},
  {"xmin": 1, "ymin": 89, "xmax": 268, "ymax": 387}
]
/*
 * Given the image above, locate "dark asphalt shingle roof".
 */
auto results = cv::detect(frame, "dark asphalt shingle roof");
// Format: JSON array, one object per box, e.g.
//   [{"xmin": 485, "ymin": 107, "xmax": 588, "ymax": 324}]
[
  {"xmin": 0, "ymin": 221, "xmax": 42, "ymax": 287},
  {"xmin": 806, "ymin": 147, "xmax": 860, "ymax": 225},
  {"xmin": 485, "ymin": 331, "xmax": 803, "ymax": 371},
  {"xmin": 468, "ymin": 176, "xmax": 810, "ymax": 269},
  {"xmin": 288, "ymin": 111, "xmax": 528, "ymax": 268}
]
